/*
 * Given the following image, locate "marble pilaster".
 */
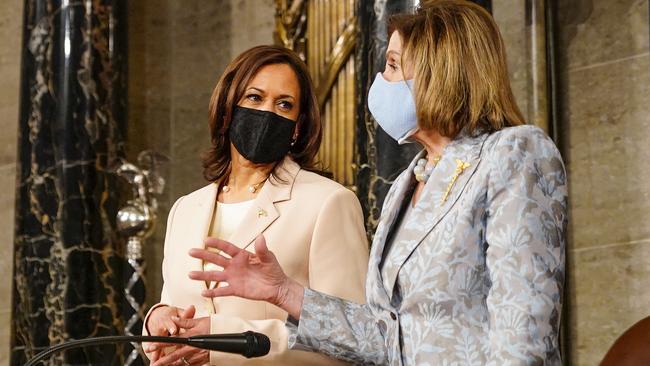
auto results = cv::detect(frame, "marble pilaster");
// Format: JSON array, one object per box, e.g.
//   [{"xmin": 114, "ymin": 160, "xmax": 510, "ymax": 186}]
[
  {"xmin": 355, "ymin": 0, "xmax": 422, "ymax": 238},
  {"xmin": 11, "ymin": 1, "xmax": 128, "ymax": 365}
]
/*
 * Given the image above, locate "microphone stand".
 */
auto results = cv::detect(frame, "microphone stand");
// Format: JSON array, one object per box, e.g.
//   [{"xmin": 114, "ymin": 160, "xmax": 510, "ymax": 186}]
[{"xmin": 25, "ymin": 331, "xmax": 270, "ymax": 366}]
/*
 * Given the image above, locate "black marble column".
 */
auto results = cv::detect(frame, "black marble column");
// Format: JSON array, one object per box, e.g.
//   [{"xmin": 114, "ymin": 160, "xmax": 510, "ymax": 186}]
[
  {"xmin": 355, "ymin": 0, "xmax": 422, "ymax": 239},
  {"xmin": 11, "ymin": 1, "xmax": 128, "ymax": 365},
  {"xmin": 470, "ymin": 0, "xmax": 492, "ymax": 13}
]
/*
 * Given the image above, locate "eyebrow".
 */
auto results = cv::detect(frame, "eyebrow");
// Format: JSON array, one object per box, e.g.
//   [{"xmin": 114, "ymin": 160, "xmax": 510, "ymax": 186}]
[
  {"xmin": 386, "ymin": 50, "xmax": 401, "ymax": 58},
  {"xmin": 247, "ymin": 87, "xmax": 296, "ymax": 100}
]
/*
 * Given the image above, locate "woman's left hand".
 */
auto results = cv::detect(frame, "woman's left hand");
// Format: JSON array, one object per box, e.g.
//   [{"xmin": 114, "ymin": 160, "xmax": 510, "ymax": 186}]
[{"xmin": 150, "ymin": 317, "xmax": 211, "ymax": 366}]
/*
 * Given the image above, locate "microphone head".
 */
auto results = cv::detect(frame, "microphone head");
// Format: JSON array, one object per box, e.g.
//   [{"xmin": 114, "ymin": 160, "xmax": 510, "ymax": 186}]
[
  {"xmin": 243, "ymin": 331, "xmax": 271, "ymax": 358},
  {"xmin": 186, "ymin": 331, "xmax": 271, "ymax": 358}
]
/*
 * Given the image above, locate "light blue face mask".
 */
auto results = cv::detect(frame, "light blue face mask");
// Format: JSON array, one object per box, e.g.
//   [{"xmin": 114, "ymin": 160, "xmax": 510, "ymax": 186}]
[{"xmin": 367, "ymin": 72, "xmax": 418, "ymax": 144}]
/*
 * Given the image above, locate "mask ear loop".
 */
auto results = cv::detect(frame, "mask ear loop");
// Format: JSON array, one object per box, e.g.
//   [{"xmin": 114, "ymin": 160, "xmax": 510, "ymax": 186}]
[{"xmin": 290, "ymin": 115, "xmax": 302, "ymax": 148}]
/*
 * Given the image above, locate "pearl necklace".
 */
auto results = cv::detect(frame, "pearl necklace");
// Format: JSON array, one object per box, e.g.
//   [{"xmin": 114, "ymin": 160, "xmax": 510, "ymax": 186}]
[
  {"xmin": 221, "ymin": 178, "xmax": 267, "ymax": 194},
  {"xmin": 413, "ymin": 155, "xmax": 441, "ymax": 182}
]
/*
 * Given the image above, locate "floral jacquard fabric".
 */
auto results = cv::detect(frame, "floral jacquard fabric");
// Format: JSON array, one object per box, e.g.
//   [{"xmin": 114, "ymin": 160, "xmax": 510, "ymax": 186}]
[{"xmin": 287, "ymin": 125, "xmax": 567, "ymax": 366}]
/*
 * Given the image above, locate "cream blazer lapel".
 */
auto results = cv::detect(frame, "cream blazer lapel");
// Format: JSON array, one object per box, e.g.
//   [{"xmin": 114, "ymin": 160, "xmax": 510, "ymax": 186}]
[
  {"xmin": 382, "ymin": 133, "xmax": 489, "ymax": 297},
  {"xmin": 203, "ymin": 158, "xmax": 299, "ymax": 293},
  {"xmin": 182, "ymin": 183, "xmax": 219, "ymax": 293},
  {"xmin": 227, "ymin": 157, "xmax": 299, "ymax": 252}
]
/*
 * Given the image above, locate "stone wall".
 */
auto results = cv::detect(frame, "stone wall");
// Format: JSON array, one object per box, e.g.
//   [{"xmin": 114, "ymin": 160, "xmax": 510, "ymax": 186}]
[
  {"xmin": 557, "ymin": 1, "xmax": 650, "ymax": 365},
  {"xmin": 496, "ymin": 1, "xmax": 650, "ymax": 365},
  {"xmin": 0, "ymin": 0, "xmax": 23, "ymax": 363}
]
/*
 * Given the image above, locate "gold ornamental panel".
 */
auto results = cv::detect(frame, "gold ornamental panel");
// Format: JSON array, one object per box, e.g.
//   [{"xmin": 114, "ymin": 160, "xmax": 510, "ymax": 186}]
[{"xmin": 275, "ymin": 0, "xmax": 358, "ymax": 189}]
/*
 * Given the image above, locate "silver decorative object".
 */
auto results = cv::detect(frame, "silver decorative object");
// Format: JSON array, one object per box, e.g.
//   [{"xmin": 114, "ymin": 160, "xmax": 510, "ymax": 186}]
[{"xmin": 114, "ymin": 150, "xmax": 168, "ymax": 365}]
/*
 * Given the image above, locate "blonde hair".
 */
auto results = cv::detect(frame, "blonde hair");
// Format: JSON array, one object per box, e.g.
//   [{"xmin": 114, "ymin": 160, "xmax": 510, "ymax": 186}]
[{"xmin": 404, "ymin": 0, "xmax": 524, "ymax": 137}]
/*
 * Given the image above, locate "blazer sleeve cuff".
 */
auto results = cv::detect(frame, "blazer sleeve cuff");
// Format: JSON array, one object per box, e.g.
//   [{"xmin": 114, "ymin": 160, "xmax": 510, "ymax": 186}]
[
  {"xmin": 287, "ymin": 287, "xmax": 327, "ymax": 352},
  {"xmin": 287, "ymin": 288, "xmax": 388, "ymax": 365}
]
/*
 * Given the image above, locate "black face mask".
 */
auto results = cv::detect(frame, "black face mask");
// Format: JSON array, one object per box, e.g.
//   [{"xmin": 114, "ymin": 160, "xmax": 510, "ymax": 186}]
[{"xmin": 229, "ymin": 106, "xmax": 296, "ymax": 164}]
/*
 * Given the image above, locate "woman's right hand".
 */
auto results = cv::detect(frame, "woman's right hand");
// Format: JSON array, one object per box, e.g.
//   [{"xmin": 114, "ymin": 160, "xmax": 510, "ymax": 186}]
[
  {"xmin": 188, "ymin": 235, "xmax": 305, "ymax": 319},
  {"xmin": 145, "ymin": 305, "xmax": 196, "ymax": 361}
]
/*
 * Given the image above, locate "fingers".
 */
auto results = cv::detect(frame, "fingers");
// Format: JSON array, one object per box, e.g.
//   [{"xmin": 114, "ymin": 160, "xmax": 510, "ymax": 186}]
[
  {"xmin": 151, "ymin": 345, "xmax": 196, "ymax": 366},
  {"xmin": 171, "ymin": 316, "xmax": 197, "ymax": 330},
  {"xmin": 149, "ymin": 348, "xmax": 161, "ymax": 362},
  {"xmin": 146, "ymin": 341, "xmax": 184, "ymax": 352},
  {"xmin": 188, "ymin": 248, "xmax": 230, "ymax": 267},
  {"xmin": 253, "ymin": 235, "xmax": 272, "ymax": 262},
  {"xmin": 148, "ymin": 305, "xmax": 175, "ymax": 337},
  {"xmin": 146, "ymin": 342, "xmax": 167, "ymax": 352},
  {"xmin": 188, "ymin": 270, "xmax": 227, "ymax": 282},
  {"xmin": 201, "ymin": 285, "xmax": 234, "ymax": 298},
  {"xmin": 164, "ymin": 317, "xmax": 179, "ymax": 336},
  {"xmin": 186, "ymin": 350, "xmax": 209, "ymax": 365},
  {"xmin": 150, "ymin": 318, "xmax": 178, "ymax": 337},
  {"xmin": 179, "ymin": 305, "xmax": 196, "ymax": 319},
  {"xmin": 203, "ymin": 237, "xmax": 241, "ymax": 257}
]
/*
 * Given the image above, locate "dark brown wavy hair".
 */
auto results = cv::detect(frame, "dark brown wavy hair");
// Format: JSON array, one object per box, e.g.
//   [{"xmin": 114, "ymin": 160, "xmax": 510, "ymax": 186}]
[{"xmin": 202, "ymin": 45, "xmax": 322, "ymax": 182}]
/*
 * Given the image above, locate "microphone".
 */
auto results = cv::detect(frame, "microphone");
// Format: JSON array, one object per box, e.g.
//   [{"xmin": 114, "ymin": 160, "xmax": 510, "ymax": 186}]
[
  {"xmin": 186, "ymin": 331, "xmax": 271, "ymax": 358},
  {"xmin": 25, "ymin": 331, "xmax": 271, "ymax": 366}
]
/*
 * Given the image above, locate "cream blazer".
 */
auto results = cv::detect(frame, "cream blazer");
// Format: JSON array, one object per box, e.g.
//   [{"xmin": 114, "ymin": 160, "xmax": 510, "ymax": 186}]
[{"xmin": 144, "ymin": 157, "xmax": 369, "ymax": 365}]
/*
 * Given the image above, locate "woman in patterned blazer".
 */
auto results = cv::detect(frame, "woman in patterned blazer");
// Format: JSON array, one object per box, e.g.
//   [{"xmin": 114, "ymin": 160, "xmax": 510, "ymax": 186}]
[{"xmin": 187, "ymin": 1, "xmax": 568, "ymax": 365}]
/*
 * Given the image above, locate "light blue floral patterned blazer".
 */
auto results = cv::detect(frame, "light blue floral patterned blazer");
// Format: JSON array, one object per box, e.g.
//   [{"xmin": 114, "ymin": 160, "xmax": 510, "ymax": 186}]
[{"xmin": 287, "ymin": 125, "xmax": 567, "ymax": 365}]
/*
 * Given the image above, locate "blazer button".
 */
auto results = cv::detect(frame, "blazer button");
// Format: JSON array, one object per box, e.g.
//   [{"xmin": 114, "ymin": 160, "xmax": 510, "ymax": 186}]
[{"xmin": 390, "ymin": 312, "xmax": 397, "ymax": 320}]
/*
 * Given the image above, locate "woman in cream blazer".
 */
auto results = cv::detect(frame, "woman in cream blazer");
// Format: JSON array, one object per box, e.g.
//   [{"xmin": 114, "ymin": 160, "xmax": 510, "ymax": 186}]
[
  {"xmin": 143, "ymin": 45, "xmax": 368, "ymax": 366},
  {"xmin": 146, "ymin": 157, "xmax": 367, "ymax": 365}
]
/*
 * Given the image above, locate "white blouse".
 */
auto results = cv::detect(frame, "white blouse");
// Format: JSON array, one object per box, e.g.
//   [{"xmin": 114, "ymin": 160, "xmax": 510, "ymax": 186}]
[{"xmin": 204, "ymin": 200, "xmax": 255, "ymax": 287}]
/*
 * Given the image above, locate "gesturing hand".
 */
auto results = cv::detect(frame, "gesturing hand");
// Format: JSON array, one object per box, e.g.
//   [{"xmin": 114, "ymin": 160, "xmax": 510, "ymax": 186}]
[{"xmin": 188, "ymin": 235, "xmax": 305, "ymax": 319}]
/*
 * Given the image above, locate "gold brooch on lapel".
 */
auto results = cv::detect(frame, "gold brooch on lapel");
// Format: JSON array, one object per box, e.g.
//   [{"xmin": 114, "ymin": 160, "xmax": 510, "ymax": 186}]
[
  {"xmin": 441, "ymin": 159, "xmax": 471, "ymax": 205},
  {"xmin": 257, "ymin": 208, "xmax": 267, "ymax": 218}
]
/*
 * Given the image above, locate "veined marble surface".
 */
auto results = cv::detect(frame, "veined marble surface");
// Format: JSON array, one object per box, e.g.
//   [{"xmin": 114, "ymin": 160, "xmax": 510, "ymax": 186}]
[
  {"xmin": 12, "ymin": 1, "xmax": 127, "ymax": 365},
  {"xmin": 355, "ymin": 0, "xmax": 421, "ymax": 240}
]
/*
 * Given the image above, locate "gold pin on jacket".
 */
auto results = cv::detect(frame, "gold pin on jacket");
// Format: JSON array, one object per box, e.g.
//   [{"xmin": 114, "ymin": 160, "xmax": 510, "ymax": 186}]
[
  {"xmin": 441, "ymin": 159, "xmax": 471, "ymax": 205},
  {"xmin": 257, "ymin": 208, "xmax": 267, "ymax": 218}
]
